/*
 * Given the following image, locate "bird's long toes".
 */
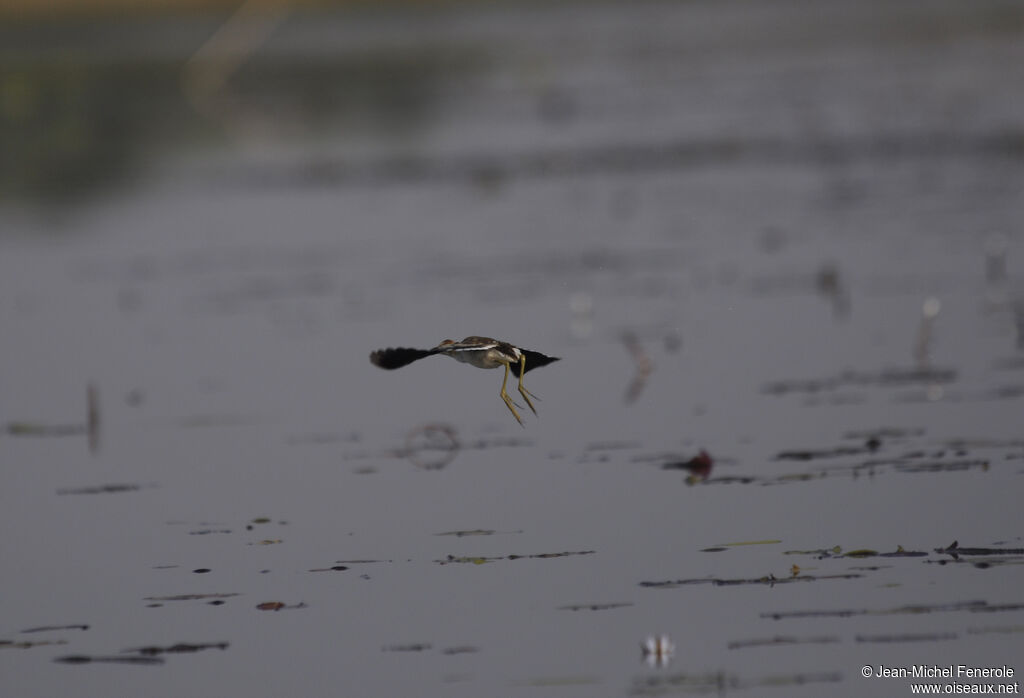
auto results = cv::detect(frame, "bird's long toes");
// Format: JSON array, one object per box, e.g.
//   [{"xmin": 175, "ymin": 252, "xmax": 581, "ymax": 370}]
[
  {"xmin": 500, "ymin": 394, "xmax": 525, "ymax": 426},
  {"xmin": 517, "ymin": 387, "xmax": 539, "ymax": 415}
]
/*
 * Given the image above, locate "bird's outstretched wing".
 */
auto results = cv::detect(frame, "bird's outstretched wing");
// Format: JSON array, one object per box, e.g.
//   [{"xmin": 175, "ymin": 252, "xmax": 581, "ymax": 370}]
[
  {"xmin": 511, "ymin": 349, "xmax": 560, "ymax": 377},
  {"xmin": 369, "ymin": 347, "xmax": 434, "ymax": 370}
]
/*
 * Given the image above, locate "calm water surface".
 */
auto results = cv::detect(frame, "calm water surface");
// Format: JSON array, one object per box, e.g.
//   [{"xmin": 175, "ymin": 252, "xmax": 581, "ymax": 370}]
[{"xmin": 2, "ymin": 1, "xmax": 1023, "ymax": 696}]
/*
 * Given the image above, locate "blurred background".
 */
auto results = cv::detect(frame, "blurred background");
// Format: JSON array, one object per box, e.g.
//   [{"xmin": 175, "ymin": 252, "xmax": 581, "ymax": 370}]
[{"xmin": 5, "ymin": 0, "xmax": 1020, "ymax": 209}]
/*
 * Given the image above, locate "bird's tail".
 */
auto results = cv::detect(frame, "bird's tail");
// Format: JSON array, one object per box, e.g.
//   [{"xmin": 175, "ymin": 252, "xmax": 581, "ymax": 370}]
[{"xmin": 369, "ymin": 347, "xmax": 434, "ymax": 370}]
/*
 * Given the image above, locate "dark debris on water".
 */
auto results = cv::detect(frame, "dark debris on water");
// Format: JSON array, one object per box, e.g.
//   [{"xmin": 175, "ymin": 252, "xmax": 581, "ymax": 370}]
[
  {"xmin": 762, "ymin": 600, "xmax": 1024, "ymax": 621},
  {"xmin": 56, "ymin": 483, "xmax": 150, "ymax": 495},
  {"xmin": 856, "ymin": 632, "xmax": 958, "ymax": 643},
  {"xmin": 1, "ymin": 639, "xmax": 69, "ymax": 650},
  {"xmin": 936, "ymin": 540, "xmax": 1024, "ymax": 556},
  {"xmin": 639, "ymin": 572, "xmax": 862, "ymax": 589},
  {"xmin": 558, "ymin": 602, "xmax": 633, "ymax": 612},
  {"xmin": 144, "ymin": 593, "xmax": 240, "ymax": 605},
  {"xmin": 256, "ymin": 601, "xmax": 308, "ymax": 611},
  {"xmin": 727, "ymin": 635, "xmax": 840, "ymax": 650},
  {"xmin": 382, "ymin": 642, "xmax": 432, "ymax": 653},
  {"xmin": 126, "ymin": 642, "xmax": 229, "ymax": 656},
  {"xmin": 437, "ymin": 549, "xmax": 595, "ymax": 565},
  {"xmin": 762, "ymin": 367, "xmax": 957, "ymax": 396},
  {"xmin": 629, "ymin": 670, "xmax": 842, "ymax": 696},
  {"xmin": 784, "ymin": 545, "xmax": 929, "ymax": 559},
  {"xmin": 54, "ymin": 654, "xmax": 164, "ymax": 666},
  {"xmin": 20, "ymin": 624, "xmax": 89, "ymax": 634},
  {"xmin": 933, "ymin": 540, "xmax": 1024, "ymax": 561}
]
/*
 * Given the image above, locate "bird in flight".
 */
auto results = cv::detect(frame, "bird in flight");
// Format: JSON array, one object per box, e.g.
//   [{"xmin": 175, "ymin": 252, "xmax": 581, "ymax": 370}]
[{"xmin": 370, "ymin": 336, "xmax": 559, "ymax": 425}]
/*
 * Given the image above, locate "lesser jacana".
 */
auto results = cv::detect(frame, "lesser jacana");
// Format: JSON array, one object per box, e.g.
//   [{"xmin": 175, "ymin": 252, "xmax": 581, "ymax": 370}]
[{"xmin": 370, "ymin": 336, "xmax": 559, "ymax": 425}]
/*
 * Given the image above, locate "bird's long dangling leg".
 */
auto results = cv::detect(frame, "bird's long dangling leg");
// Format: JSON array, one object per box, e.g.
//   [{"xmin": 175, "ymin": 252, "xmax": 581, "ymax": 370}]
[
  {"xmin": 516, "ymin": 354, "xmax": 539, "ymax": 416},
  {"xmin": 499, "ymin": 363, "xmax": 525, "ymax": 426}
]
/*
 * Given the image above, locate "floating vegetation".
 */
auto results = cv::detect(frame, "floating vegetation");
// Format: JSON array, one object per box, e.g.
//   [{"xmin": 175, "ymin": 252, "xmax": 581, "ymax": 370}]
[
  {"xmin": 933, "ymin": 541, "xmax": 1024, "ymax": 561},
  {"xmin": 843, "ymin": 427, "xmax": 926, "ymax": 441},
  {"xmin": 727, "ymin": 635, "xmax": 839, "ymax": 650},
  {"xmin": 690, "ymin": 475, "xmax": 760, "ymax": 486},
  {"xmin": 558, "ymin": 602, "xmax": 633, "ymax": 612},
  {"xmin": 54, "ymin": 654, "xmax": 164, "ymax": 666},
  {"xmin": 144, "ymin": 593, "xmax": 241, "ymax": 603},
  {"xmin": 20, "ymin": 624, "xmax": 89, "ymax": 633},
  {"xmin": 379, "ymin": 643, "xmax": 479, "ymax": 655},
  {"xmin": 701, "ymin": 540, "xmax": 781, "ymax": 552},
  {"xmin": 785, "ymin": 546, "xmax": 931, "ymax": 559},
  {"xmin": 343, "ymin": 430, "xmax": 534, "ymax": 466},
  {"xmin": 465, "ymin": 436, "xmax": 534, "ymax": 449},
  {"xmin": 382, "ymin": 642, "xmax": 432, "ymax": 652},
  {"xmin": 6, "ymin": 422, "xmax": 86, "ymax": 437},
  {"xmin": 629, "ymin": 670, "xmax": 842, "ymax": 696},
  {"xmin": 1, "ymin": 639, "xmax": 69, "ymax": 649},
  {"xmin": 856, "ymin": 633, "xmax": 957, "ymax": 643},
  {"xmin": 774, "ymin": 446, "xmax": 872, "ymax": 461},
  {"xmin": 929, "ymin": 536, "xmax": 1024, "ymax": 564},
  {"xmin": 436, "ymin": 550, "xmax": 595, "ymax": 565},
  {"xmin": 308, "ymin": 565, "xmax": 349, "ymax": 572},
  {"xmin": 762, "ymin": 600, "xmax": 1024, "ymax": 621},
  {"xmin": 255, "ymin": 601, "xmax": 308, "ymax": 612},
  {"xmin": 125, "ymin": 642, "xmax": 229, "ymax": 655},
  {"xmin": 944, "ymin": 438, "xmax": 1024, "ymax": 451},
  {"xmin": 968, "ymin": 625, "xmax": 1024, "ymax": 636},
  {"xmin": 663, "ymin": 427, "xmax": 1012, "ymax": 488},
  {"xmin": 865, "ymin": 546, "xmax": 930, "ymax": 558},
  {"xmin": 639, "ymin": 572, "xmax": 862, "ymax": 589},
  {"xmin": 783, "ymin": 546, "xmax": 842, "ymax": 557},
  {"xmin": 890, "ymin": 458, "xmax": 989, "ymax": 473},
  {"xmin": 762, "ymin": 367, "xmax": 956, "ymax": 396},
  {"xmin": 880, "ymin": 382, "xmax": 1022, "ymax": 404},
  {"xmin": 171, "ymin": 516, "xmax": 286, "ymax": 536},
  {"xmin": 511, "ymin": 676, "xmax": 600, "ymax": 688},
  {"xmin": 56, "ymin": 483, "xmax": 148, "ymax": 495},
  {"xmin": 4, "ymin": 385, "xmax": 100, "ymax": 454},
  {"xmin": 434, "ymin": 529, "xmax": 516, "ymax": 537}
]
